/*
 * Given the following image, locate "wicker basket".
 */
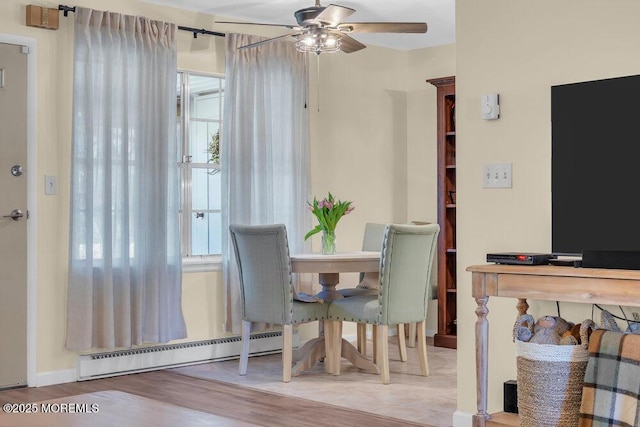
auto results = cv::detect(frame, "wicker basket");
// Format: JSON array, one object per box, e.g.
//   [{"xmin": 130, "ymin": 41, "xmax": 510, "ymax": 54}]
[{"xmin": 514, "ymin": 318, "xmax": 594, "ymax": 427}]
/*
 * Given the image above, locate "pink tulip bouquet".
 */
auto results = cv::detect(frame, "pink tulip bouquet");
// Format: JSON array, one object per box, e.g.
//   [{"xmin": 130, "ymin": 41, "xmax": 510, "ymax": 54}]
[{"xmin": 304, "ymin": 193, "xmax": 355, "ymax": 251}]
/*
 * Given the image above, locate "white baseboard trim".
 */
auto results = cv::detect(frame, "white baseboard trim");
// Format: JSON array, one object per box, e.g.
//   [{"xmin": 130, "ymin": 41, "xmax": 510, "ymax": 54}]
[
  {"xmin": 34, "ymin": 332, "xmax": 289, "ymax": 387},
  {"xmin": 34, "ymin": 328, "xmax": 434, "ymax": 388},
  {"xmin": 78, "ymin": 332, "xmax": 288, "ymax": 381},
  {"xmin": 36, "ymin": 368, "xmax": 77, "ymax": 387},
  {"xmin": 452, "ymin": 411, "xmax": 473, "ymax": 427}
]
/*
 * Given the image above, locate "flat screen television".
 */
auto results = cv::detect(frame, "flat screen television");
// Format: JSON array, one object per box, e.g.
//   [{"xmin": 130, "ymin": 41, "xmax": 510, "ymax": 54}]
[{"xmin": 551, "ymin": 74, "xmax": 640, "ymax": 256}]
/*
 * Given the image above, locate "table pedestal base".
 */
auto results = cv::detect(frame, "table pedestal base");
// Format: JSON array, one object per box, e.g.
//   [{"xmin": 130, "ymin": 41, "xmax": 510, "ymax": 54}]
[
  {"xmin": 316, "ymin": 273, "xmax": 344, "ymax": 301},
  {"xmin": 293, "ymin": 337, "xmax": 379, "ymax": 376}
]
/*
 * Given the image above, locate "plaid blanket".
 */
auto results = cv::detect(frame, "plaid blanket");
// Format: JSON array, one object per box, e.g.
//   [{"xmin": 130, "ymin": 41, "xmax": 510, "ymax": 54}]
[{"xmin": 579, "ymin": 330, "xmax": 640, "ymax": 427}]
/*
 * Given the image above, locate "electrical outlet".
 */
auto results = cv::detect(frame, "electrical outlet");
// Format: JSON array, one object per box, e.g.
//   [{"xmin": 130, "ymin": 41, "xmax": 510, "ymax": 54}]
[{"xmin": 483, "ymin": 163, "xmax": 512, "ymax": 188}]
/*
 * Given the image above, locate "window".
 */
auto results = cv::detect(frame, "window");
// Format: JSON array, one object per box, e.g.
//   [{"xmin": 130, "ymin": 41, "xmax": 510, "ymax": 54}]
[{"xmin": 177, "ymin": 72, "xmax": 224, "ymax": 260}]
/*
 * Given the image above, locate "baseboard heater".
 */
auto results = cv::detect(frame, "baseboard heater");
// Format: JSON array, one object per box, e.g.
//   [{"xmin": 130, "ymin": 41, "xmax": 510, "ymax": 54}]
[{"xmin": 77, "ymin": 331, "xmax": 296, "ymax": 381}]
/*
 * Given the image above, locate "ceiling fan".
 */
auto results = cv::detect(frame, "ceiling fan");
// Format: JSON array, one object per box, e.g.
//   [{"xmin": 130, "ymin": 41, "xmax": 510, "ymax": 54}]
[{"xmin": 215, "ymin": 1, "xmax": 428, "ymax": 54}]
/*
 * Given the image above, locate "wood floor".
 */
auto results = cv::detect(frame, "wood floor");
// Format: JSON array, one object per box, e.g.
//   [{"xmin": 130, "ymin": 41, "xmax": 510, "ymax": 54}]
[{"xmin": 0, "ymin": 370, "xmax": 428, "ymax": 427}]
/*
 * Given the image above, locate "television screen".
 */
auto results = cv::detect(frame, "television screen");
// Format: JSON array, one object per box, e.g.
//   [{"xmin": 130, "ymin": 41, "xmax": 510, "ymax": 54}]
[{"xmin": 552, "ymin": 74, "xmax": 640, "ymax": 256}]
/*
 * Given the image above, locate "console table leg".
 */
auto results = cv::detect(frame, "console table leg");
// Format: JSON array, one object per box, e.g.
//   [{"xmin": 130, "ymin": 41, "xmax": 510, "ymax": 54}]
[{"xmin": 474, "ymin": 294, "xmax": 490, "ymax": 427}]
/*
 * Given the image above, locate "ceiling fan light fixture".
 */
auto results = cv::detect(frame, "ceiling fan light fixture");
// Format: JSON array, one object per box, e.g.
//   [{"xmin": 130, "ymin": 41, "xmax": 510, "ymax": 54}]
[
  {"xmin": 231, "ymin": 1, "xmax": 428, "ymax": 55},
  {"xmin": 295, "ymin": 31, "xmax": 342, "ymax": 54}
]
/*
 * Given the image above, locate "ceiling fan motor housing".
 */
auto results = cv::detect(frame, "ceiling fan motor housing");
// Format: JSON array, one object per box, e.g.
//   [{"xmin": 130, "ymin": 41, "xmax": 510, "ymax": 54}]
[{"xmin": 294, "ymin": 7, "xmax": 325, "ymax": 26}]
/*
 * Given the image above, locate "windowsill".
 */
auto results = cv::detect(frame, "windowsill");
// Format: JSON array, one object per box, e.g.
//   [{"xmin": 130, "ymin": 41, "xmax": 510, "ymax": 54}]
[{"xmin": 182, "ymin": 255, "xmax": 222, "ymax": 273}]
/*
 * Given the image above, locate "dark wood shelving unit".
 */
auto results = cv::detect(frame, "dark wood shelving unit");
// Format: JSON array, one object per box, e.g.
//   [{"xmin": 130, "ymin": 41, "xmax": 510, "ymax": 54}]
[{"xmin": 428, "ymin": 76, "xmax": 457, "ymax": 349}]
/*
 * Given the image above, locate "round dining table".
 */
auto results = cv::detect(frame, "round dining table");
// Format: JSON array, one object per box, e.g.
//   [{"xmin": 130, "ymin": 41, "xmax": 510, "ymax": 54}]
[{"xmin": 289, "ymin": 251, "xmax": 381, "ymax": 375}]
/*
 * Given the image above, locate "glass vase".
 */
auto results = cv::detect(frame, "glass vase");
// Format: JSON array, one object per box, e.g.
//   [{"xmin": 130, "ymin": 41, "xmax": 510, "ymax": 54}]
[{"xmin": 321, "ymin": 230, "xmax": 336, "ymax": 255}]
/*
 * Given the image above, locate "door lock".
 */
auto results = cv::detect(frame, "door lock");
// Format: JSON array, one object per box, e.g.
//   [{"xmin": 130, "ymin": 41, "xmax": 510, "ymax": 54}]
[
  {"xmin": 11, "ymin": 165, "xmax": 23, "ymax": 176},
  {"xmin": 3, "ymin": 209, "xmax": 24, "ymax": 221}
]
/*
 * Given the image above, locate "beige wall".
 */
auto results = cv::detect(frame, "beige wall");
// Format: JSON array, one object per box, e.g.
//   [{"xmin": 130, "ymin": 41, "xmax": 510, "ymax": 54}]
[
  {"xmin": 1, "ymin": 0, "xmax": 449, "ymax": 378},
  {"xmin": 307, "ymin": 44, "xmax": 454, "ymax": 251},
  {"xmin": 456, "ymin": 0, "xmax": 640, "ymax": 417},
  {"xmin": 307, "ymin": 44, "xmax": 454, "ymax": 328}
]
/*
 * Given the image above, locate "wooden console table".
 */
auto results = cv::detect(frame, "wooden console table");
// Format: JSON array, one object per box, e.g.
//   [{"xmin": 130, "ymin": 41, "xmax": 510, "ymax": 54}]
[{"xmin": 467, "ymin": 264, "xmax": 640, "ymax": 427}]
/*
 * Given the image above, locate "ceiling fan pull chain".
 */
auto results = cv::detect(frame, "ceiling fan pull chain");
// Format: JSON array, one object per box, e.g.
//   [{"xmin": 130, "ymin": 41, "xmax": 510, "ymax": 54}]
[{"xmin": 317, "ymin": 55, "xmax": 321, "ymax": 113}]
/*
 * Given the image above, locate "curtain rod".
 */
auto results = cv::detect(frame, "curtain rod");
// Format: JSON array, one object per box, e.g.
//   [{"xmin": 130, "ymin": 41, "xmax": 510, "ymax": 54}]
[{"xmin": 58, "ymin": 4, "xmax": 226, "ymax": 39}]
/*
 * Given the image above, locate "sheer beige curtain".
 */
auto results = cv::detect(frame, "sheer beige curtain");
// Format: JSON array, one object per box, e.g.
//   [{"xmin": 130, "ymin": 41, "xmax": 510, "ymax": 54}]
[
  {"xmin": 66, "ymin": 7, "xmax": 186, "ymax": 351},
  {"xmin": 221, "ymin": 34, "xmax": 312, "ymax": 333}
]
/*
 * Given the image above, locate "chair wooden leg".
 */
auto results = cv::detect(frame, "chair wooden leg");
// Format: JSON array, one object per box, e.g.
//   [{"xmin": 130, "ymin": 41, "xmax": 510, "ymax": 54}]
[
  {"xmin": 397, "ymin": 323, "xmax": 408, "ymax": 362},
  {"xmin": 282, "ymin": 324, "xmax": 293, "ymax": 383},
  {"xmin": 377, "ymin": 324, "xmax": 390, "ymax": 384},
  {"xmin": 407, "ymin": 322, "xmax": 417, "ymax": 348},
  {"xmin": 239, "ymin": 320, "xmax": 251, "ymax": 376},
  {"xmin": 324, "ymin": 320, "xmax": 334, "ymax": 374},
  {"xmin": 332, "ymin": 321, "xmax": 343, "ymax": 376},
  {"xmin": 417, "ymin": 320, "xmax": 429, "ymax": 376},
  {"xmin": 372, "ymin": 325, "xmax": 378, "ymax": 364},
  {"xmin": 357, "ymin": 323, "xmax": 367, "ymax": 356}
]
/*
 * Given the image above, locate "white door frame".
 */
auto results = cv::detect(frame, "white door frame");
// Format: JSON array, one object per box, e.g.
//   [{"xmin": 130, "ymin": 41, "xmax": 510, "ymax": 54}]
[{"xmin": 0, "ymin": 32, "xmax": 38, "ymax": 387}]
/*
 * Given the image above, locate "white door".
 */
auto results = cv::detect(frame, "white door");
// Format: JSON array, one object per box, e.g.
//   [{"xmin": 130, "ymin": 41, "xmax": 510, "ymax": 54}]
[{"xmin": 0, "ymin": 42, "xmax": 28, "ymax": 389}]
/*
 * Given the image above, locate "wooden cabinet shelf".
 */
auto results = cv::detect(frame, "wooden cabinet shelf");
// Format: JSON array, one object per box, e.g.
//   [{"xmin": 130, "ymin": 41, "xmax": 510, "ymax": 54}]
[{"xmin": 428, "ymin": 76, "xmax": 456, "ymax": 349}]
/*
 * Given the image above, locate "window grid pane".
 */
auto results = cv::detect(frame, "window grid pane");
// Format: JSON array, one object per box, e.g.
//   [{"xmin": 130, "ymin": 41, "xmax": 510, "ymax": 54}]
[{"xmin": 178, "ymin": 71, "xmax": 224, "ymax": 257}]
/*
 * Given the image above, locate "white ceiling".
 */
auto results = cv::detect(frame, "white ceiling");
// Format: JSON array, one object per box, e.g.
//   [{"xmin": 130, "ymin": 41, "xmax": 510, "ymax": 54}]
[{"xmin": 140, "ymin": 0, "xmax": 455, "ymax": 51}]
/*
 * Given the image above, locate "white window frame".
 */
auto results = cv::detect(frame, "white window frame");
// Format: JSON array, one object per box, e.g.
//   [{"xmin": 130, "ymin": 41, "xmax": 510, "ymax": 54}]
[{"xmin": 177, "ymin": 71, "xmax": 224, "ymax": 272}]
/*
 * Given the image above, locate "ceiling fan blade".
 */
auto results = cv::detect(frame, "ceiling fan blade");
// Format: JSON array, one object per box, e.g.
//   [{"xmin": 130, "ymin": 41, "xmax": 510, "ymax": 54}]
[
  {"xmin": 215, "ymin": 21, "xmax": 301, "ymax": 31},
  {"xmin": 237, "ymin": 33, "xmax": 298, "ymax": 50},
  {"xmin": 339, "ymin": 33, "xmax": 366, "ymax": 54},
  {"xmin": 312, "ymin": 4, "xmax": 355, "ymax": 27},
  {"xmin": 338, "ymin": 22, "xmax": 428, "ymax": 34}
]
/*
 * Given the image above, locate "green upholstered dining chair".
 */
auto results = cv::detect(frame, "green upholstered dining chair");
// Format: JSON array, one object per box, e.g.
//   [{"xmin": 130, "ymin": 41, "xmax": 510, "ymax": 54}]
[
  {"xmin": 229, "ymin": 224, "xmax": 329, "ymax": 383},
  {"xmin": 337, "ymin": 222, "xmax": 413, "ymax": 362},
  {"xmin": 326, "ymin": 223, "xmax": 439, "ymax": 384}
]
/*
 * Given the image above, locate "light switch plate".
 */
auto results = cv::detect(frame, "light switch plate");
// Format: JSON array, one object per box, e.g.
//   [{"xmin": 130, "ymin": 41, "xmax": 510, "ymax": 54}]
[
  {"xmin": 483, "ymin": 163, "xmax": 512, "ymax": 188},
  {"xmin": 45, "ymin": 175, "xmax": 57, "ymax": 195}
]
